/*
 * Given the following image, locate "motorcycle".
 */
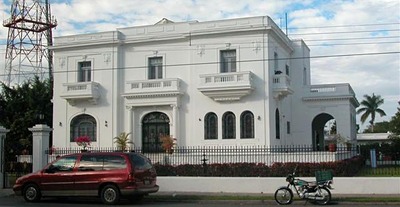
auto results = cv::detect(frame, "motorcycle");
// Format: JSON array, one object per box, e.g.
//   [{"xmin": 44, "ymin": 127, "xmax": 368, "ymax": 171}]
[{"xmin": 274, "ymin": 166, "xmax": 334, "ymax": 205}]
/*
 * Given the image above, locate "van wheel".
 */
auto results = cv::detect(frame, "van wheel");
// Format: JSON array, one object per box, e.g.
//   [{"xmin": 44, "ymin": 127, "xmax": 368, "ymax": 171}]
[
  {"xmin": 100, "ymin": 184, "xmax": 120, "ymax": 205},
  {"xmin": 23, "ymin": 184, "xmax": 41, "ymax": 202}
]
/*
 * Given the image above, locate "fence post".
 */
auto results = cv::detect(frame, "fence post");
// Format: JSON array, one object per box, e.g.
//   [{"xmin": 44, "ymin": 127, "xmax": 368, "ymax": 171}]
[
  {"xmin": 29, "ymin": 124, "xmax": 53, "ymax": 172},
  {"xmin": 370, "ymin": 149, "xmax": 377, "ymax": 168},
  {"xmin": 201, "ymin": 153, "xmax": 208, "ymax": 176},
  {"xmin": 0, "ymin": 126, "xmax": 10, "ymax": 189}
]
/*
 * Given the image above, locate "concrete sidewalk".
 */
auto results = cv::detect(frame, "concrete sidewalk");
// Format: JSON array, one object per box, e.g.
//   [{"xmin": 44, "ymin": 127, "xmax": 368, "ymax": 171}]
[
  {"xmin": 0, "ymin": 189, "xmax": 14, "ymax": 197},
  {"xmin": 0, "ymin": 189, "xmax": 400, "ymax": 206},
  {"xmin": 3, "ymin": 188, "xmax": 399, "ymax": 198}
]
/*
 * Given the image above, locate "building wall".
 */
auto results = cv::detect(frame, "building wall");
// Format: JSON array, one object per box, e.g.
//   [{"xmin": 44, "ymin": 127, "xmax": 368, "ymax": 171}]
[{"xmin": 51, "ymin": 16, "xmax": 358, "ymax": 149}]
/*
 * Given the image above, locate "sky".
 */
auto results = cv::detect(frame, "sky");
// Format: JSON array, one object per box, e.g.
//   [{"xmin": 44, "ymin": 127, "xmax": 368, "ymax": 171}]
[{"xmin": 0, "ymin": 0, "xmax": 399, "ymax": 131}]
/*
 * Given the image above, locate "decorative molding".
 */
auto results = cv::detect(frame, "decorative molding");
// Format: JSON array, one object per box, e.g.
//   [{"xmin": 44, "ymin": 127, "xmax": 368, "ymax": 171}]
[
  {"xmin": 59, "ymin": 57, "xmax": 66, "ymax": 68},
  {"xmin": 252, "ymin": 41, "xmax": 261, "ymax": 53},
  {"xmin": 197, "ymin": 45, "xmax": 205, "ymax": 56},
  {"xmin": 103, "ymin": 53, "xmax": 111, "ymax": 64}
]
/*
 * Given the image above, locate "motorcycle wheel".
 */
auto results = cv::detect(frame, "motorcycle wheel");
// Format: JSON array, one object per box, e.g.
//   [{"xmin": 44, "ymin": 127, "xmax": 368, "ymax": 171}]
[
  {"xmin": 314, "ymin": 187, "xmax": 331, "ymax": 205},
  {"xmin": 274, "ymin": 187, "xmax": 293, "ymax": 205}
]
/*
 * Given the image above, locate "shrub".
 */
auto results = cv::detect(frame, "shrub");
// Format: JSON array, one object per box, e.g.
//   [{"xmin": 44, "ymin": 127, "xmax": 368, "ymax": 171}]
[{"xmin": 154, "ymin": 156, "xmax": 366, "ymax": 177}]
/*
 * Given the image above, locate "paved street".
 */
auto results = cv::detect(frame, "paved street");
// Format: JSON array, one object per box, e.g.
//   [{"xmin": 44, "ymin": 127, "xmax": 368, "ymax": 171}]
[{"xmin": 1, "ymin": 196, "xmax": 400, "ymax": 207}]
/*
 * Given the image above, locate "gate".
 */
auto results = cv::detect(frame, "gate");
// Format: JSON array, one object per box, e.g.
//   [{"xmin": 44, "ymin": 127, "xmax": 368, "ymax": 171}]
[{"xmin": 2, "ymin": 143, "xmax": 32, "ymax": 188}]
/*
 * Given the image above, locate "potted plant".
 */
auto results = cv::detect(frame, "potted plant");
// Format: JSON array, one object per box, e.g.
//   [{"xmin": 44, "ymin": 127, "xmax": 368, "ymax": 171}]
[
  {"xmin": 335, "ymin": 134, "xmax": 351, "ymax": 150},
  {"xmin": 160, "ymin": 135, "xmax": 176, "ymax": 154},
  {"xmin": 114, "ymin": 132, "xmax": 133, "ymax": 152},
  {"xmin": 74, "ymin": 136, "xmax": 91, "ymax": 152},
  {"xmin": 326, "ymin": 133, "xmax": 350, "ymax": 152}
]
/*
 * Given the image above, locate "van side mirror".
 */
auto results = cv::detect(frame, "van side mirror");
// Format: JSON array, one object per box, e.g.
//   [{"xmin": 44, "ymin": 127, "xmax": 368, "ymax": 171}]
[{"xmin": 45, "ymin": 165, "xmax": 57, "ymax": 173}]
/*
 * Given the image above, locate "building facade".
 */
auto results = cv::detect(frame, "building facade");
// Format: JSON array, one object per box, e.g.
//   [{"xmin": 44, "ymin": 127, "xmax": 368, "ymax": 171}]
[{"xmin": 51, "ymin": 16, "xmax": 359, "ymax": 151}]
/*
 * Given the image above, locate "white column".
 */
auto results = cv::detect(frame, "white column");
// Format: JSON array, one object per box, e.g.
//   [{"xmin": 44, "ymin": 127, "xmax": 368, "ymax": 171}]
[
  {"xmin": 29, "ymin": 124, "xmax": 53, "ymax": 172},
  {"xmin": 131, "ymin": 108, "xmax": 136, "ymax": 149},
  {"xmin": 171, "ymin": 105, "xmax": 179, "ymax": 141},
  {"xmin": 0, "ymin": 126, "xmax": 10, "ymax": 189},
  {"xmin": 126, "ymin": 106, "xmax": 135, "ymax": 149}
]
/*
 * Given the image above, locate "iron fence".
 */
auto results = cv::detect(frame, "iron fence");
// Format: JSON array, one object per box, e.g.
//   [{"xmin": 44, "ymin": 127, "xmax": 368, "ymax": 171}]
[
  {"xmin": 46, "ymin": 145, "xmax": 358, "ymax": 165},
  {"xmin": 43, "ymin": 145, "xmax": 400, "ymax": 176}
]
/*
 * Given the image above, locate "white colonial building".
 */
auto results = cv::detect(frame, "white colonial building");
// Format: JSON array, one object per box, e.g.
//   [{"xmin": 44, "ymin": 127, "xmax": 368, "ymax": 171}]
[{"xmin": 51, "ymin": 16, "xmax": 359, "ymax": 151}]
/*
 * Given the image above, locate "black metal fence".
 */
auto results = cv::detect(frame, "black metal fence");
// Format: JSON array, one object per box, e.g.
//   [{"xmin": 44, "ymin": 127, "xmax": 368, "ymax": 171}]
[
  {"xmin": 44, "ymin": 145, "xmax": 359, "ymax": 172},
  {"xmin": 43, "ymin": 145, "xmax": 400, "ymax": 176},
  {"xmin": 47, "ymin": 145, "xmax": 358, "ymax": 164}
]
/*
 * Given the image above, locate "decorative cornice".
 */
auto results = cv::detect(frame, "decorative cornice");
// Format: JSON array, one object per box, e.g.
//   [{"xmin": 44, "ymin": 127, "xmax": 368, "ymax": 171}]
[
  {"xmin": 302, "ymin": 95, "xmax": 359, "ymax": 107},
  {"xmin": 122, "ymin": 91, "xmax": 182, "ymax": 100}
]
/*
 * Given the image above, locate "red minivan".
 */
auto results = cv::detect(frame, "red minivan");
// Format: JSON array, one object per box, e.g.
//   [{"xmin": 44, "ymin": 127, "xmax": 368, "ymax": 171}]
[{"xmin": 13, "ymin": 152, "xmax": 159, "ymax": 205}]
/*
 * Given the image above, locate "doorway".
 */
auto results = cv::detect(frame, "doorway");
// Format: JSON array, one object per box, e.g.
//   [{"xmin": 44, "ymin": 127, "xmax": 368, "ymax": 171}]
[{"xmin": 142, "ymin": 112, "xmax": 170, "ymax": 153}]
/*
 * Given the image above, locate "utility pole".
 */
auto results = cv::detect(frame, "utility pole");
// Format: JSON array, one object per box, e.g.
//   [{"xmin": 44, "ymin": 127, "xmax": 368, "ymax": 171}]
[{"xmin": 3, "ymin": 0, "xmax": 57, "ymax": 86}]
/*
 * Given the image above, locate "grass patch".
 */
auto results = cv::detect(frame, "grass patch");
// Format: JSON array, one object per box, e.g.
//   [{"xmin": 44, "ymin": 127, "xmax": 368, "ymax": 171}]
[
  {"xmin": 147, "ymin": 194, "xmax": 400, "ymax": 203},
  {"xmin": 336, "ymin": 196, "xmax": 400, "ymax": 203},
  {"xmin": 357, "ymin": 167, "xmax": 400, "ymax": 177},
  {"xmin": 147, "ymin": 194, "xmax": 274, "ymax": 201}
]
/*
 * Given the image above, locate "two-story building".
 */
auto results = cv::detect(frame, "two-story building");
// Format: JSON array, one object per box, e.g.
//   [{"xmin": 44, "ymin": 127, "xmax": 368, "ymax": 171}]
[{"xmin": 51, "ymin": 16, "xmax": 359, "ymax": 151}]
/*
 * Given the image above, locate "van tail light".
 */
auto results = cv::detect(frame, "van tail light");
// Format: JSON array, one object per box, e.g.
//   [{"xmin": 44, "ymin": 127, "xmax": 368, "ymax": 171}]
[{"xmin": 128, "ymin": 172, "xmax": 135, "ymax": 183}]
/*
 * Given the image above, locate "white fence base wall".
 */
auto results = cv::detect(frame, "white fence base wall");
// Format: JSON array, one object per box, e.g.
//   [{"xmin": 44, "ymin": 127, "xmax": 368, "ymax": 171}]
[{"xmin": 157, "ymin": 177, "xmax": 400, "ymax": 195}]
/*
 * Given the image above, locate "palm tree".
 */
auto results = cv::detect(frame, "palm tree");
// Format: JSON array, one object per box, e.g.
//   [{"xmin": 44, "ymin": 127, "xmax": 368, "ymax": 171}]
[
  {"xmin": 356, "ymin": 93, "xmax": 386, "ymax": 132},
  {"xmin": 113, "ymin": 132, "xmax": 133, "ymax": 151}
]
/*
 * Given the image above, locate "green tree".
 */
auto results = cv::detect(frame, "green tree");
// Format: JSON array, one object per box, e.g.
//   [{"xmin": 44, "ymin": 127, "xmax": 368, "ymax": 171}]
[
  {"xmin": 389, "ymin": 102, "xmax": 400, "ymax": 135},
  {"xmin": 363, "ymin": 121, "xmax": 390, "ymax": 133},
  {"xmin": 0, "ymin": 77, "xmax": 52, "ymax": 161},
  {"xmin": 356, "ymin": 93, "xmax": 386, "ymax": 132}
]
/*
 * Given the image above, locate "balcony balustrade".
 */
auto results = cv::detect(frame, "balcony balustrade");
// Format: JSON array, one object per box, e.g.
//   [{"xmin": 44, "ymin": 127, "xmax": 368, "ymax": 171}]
[
  {"xmin": 272, "ymin": 74, "xmax": 293, "ymax": 99},
  {"xmin": 123, "ymin": 78, "xmax": 182, "ymax": 99},
  {"xmin": 303, "ymin": 83, "xmax": 358, "ymax": 104},
  {"xmin": 60, "ymin": 82, "xmax": 100, "ymax": 105},
  {"xmin": 198, "ymin": 71, "xmax": 254, "ymax": 101}
]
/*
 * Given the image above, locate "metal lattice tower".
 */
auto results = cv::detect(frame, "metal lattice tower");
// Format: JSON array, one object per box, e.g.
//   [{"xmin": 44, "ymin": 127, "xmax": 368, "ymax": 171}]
[{"xmin": 3, "ymin": 0, "xmax": 57, "ymax": 86}]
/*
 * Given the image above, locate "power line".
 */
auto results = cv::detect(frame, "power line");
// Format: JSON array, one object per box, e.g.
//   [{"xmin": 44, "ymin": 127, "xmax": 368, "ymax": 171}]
[
  {"xmin": 307, "ymin": 41, "xmax": 400, "ymax": 47},
  {"xmin": 290, "ymin": 29, "xmax": 400, "ymax": 36},
  {"xmin": 303, "ymin": 35, "xmax": 400, "ymax": 42},
  {"xmin": 287, "ymin": 22, "xmax": 400, "ymax": 30},
  {"xmin": 1, "ymin": 51, "xmax": 398, "ymax": 78},
  {"xmin": 0, "ymin": 34, "xmax": 397, "ymax": 55}
]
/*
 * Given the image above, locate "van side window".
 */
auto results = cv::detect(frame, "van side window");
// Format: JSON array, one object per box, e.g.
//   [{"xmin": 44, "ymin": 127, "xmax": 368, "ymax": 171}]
[
  {"xmin": 130, "ymin": 154, "xmax": 152, "ymax": 170},
  {"xmin": 79, "ymin": 155, "xmax": 103, "ymax": 171},
  {"xmin": 49, "ymin": 156, "xmax": 77, "ymax": 172},
  {"xmin": 103, "ymin": 155, "xmax": 126, "ymax": 170},
  {"xmin": 78, "ymin": 155, "xmax": 127, "ymax": 171}
]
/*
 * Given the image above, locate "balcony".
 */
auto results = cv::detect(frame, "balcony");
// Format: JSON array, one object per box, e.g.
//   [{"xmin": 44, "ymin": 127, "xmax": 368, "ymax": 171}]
[
  {"xmin": 272, "ymin": 74, "xmax": 293, "ymax": 100},
  {"xmin": 198, "ymin": 71, "xmax": 254, "ymax": 102},
  {"xmin": 303, "ymin": 83, "xmax": 359, "ymax": 106},
  {"xmin": 60, "ymin": 82, "xmax": 100, "ymax": 105},
  {"xmin": 122, "ymin": 78, "xmax": 182, "ymax": 99}
]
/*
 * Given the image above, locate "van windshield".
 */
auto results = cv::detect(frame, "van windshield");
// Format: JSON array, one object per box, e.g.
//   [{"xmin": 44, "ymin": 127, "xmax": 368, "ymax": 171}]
[{"xmin": 129, "ymin": 154, "xmax": 152, "ymax": 170}]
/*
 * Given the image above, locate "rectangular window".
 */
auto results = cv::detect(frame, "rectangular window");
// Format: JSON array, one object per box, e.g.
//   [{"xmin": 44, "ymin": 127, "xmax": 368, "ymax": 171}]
[
  {"xmin": 148, "ymin": 57, "xmax": 163, "ymax": 79},
  {"xmin": 274, "ymin": 52, "xmax": 278, "ymax": 72},
  {"xmin": 78, "ymin": 61, "xmax": 91, "ymax": 82},
  {"xmin": 220, "ymin": 50, "xmax": 236, "ymax": 73},
  {"xmin": 287, "ymin": 121, "xmax": 291, "ymax": 134},
  {"xmin": 285, "ymin": 64, "xmax": 290, "ymax": 76},
  {"xmin": 303, "ymin": 67, "xmax": 307, "ymax": 85}
]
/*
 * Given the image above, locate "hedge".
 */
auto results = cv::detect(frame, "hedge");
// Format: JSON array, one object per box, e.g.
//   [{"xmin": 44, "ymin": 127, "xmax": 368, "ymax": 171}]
[{"xmin": 154, "ymin": 155, "xmax": 365, "ymax": 177}]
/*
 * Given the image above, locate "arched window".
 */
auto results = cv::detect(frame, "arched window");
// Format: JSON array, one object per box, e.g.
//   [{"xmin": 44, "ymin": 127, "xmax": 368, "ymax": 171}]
[
  {"xmin": 204, "ymin": 112, "xmax": 218, "ymax": 140},
  {"xmin": 275, "ymin": 109, "xmax": 280, "ymax": 139},
  {"xmin": 240, "ymin": 111, "xmax": 254, "ymax": 139},
  {"xmin": 222, "ymin": 112, "xmax": 236, "ymax": 139},
  {"xmin": 70, "ymin": 114, "xmax": 97, "ymax": 142}
]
